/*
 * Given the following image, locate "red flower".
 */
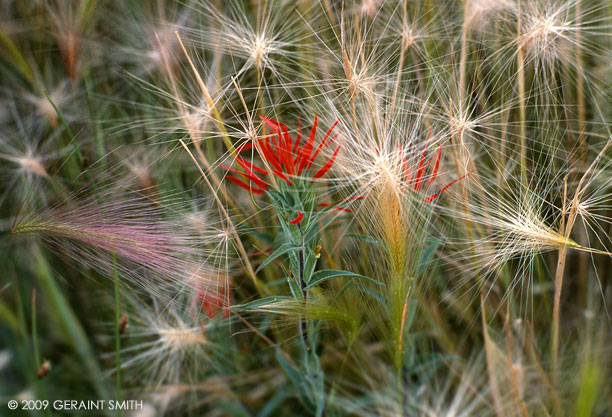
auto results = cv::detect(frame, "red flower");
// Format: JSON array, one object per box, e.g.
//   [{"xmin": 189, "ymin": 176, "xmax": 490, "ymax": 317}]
[
  {"xmin": 221, "ymin": 116, "xmax": 341, "ymax": 195},
  {"xmin": 289, "ymin": 211, "xmax": 304, "ymax": 224},
  {"xmin": 191, "ymin": 284, "xmax": 232, "ymax": 320},
  {"xmin": 402, "ymin": 141, "xmax": 471, "ymax": 203}
]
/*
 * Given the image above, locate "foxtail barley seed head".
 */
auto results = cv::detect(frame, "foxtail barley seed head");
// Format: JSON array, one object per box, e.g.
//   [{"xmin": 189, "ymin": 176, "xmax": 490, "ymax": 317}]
[{"xmin": 11, "ymin": 188, "xmax": 226, "ymax": 297}]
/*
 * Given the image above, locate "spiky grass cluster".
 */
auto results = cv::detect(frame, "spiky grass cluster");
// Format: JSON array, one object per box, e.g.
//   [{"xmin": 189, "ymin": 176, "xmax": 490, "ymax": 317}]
[{"xmin": 2, "ymin": 0, "xmax": 612, "ymax": 416}]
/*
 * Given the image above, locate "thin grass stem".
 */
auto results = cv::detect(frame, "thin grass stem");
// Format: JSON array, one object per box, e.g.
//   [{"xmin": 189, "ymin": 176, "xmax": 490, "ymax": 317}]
[{"xmin": 112, "ymin": 253, "xmax": 122, "ymax": 417}]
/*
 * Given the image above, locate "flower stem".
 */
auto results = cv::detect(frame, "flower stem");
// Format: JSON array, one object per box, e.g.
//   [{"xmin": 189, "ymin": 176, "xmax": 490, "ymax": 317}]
[
  {"xmin": 112, "ymin": 253, "xmax": 122, "ymax": 417},
  {"xmin": 297, "ymin": 224, "xmax": 308, "ymax": 348},
  {"xmin": 32, "ymin": 289, "xmax": 54, "ymax": 417},
  {"xmin": 517, "ymin": 0, "xmax": 528, "ymax": 190},
  {"xmin": 33, "ymin": 247, "xmax": 109, "ymax": 400},
  {"xmin": 552, "ymin": 138, "xmax": 612, "ymax": 383},
  {"xmin": 32, "ymin": 289, "xmax": 40, "ymax": 369},
  {"xmin": 551, "ymin": 244, "xmax": 567, "ymax": 383}
]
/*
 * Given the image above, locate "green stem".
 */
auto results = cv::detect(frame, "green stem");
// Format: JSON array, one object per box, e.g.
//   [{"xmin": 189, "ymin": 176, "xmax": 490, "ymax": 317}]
[
  {"xmin": 112, "ymin": 253, "xmax": 122, "ymax": 417},
  {"xmin": 0, "ymin": 28, "xmax": 35, "ymax": 86},
  {"xmin": 32, "ymin": 247, "xmax": 110, "ymax": 401},
  {"xmin": 32, "ymin": 289, "xmax": 53, "ymax": 417},
  {"xmin": 517, "ymin": 0, "xmax": 528, "ymax": 191},
  {"xmin": 32, "ymin": 289, "xmax": 40, "ymax": 368},
  {"xmin": 43, "ymin": 89, "xmax": 101, "ymax": 197},
  {"xmin": 83, "ymin": 69, "xmax": 106, "ymax": 169},
  {"xmin": 43, "ymin": 89, "xmax": 84, "ymax": 163},
  {"xmin": 297, "ymin": 224, "xmax": 308, "ymax": 348}
]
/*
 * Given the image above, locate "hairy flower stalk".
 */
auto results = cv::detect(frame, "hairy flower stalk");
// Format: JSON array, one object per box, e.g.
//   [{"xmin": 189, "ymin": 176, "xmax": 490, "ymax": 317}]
[{"xmin": 355, "ymin": 138, "xmax": 470, "ymax": 409}]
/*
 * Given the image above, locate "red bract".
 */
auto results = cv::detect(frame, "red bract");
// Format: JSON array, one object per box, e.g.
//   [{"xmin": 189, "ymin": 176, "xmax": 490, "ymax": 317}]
[
  {"xmin": 221, "ymin": 116, "xmax": 340, "ymax": 195},
  {"xmin": 402, "ymin": 141, "xmax": 471, "ymax": 203},
  {"xmin": 194, "ymin": 284, "xmax": 231, "ymax": 320},
  {"xmin": 318, "ymin": 195, "xmax": 365, "ymax": 213},
  {"xmin": 289, "ymin": 211, "xmax": 304, "ymax": 224}
]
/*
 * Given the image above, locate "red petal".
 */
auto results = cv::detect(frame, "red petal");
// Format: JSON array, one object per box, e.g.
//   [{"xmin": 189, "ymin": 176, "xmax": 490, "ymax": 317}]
[
  {"xmin": 259, "ymin": 138, "xmax": 282, "ymax": 172},
  {"xmin": 221, "ymin": 164, "xmax": 269, "ymax": 189},
  {"xmin": 313, "ymin": 145, "xmax": 341, "ymax": 179},
  {"xmin": 259, "ymin": 116, "xmax": 281, "ymax": 128},
  {"xmin": 199, "ymin": 289, "xmax": 220, "ymax": 319},
  {"xmin": 293, "ymin": 117, "xmax": 302, "ymax": 154},
  {"xmin": 321, "ymin": 119, "xmax": 340, "ymax": 148},
  {"xmin": 425, "ymin": 145, "xmax": 442, "ymax": 188},
  {"xmin": 308, "ymin": 133, "xmax": 339, "ymax": 170},
  {"xmin": 226, "ymin": 175, "xmax": 265, "ymax": 195},
  {"xmin": 236, "ymin": 142, "xmax": 255, "ymax": 153},
  {"xmin": 261, "ymin": 117, "xmax": 295, "ymax": 175},
  {"xmin": 260, "ymin": 117, "xmax": 290, "ymax": 172},
  {"xmin": 414, "ymin": 142, "xmax": 428, "ymax": 191},
  {"xmin": 339, "ymin": 195, "xmax": 365, "ymax": 202},
  {"xmin": 308, "ymin": 119, "xmax": 340, "ymax": 170},
  {"xmin": 235, "ymin": 156, "xmax": 268, "ymax": 175},
  {"xmin": 198, "ymin": 285, "xmax": 232, "ymax": 320},
  {"xmin": 271, "ymin": 133, "xmax": 292, "ymax": 175},
  {"xmin": 423, "ymin": 170, "xmax": 472, "ymax": 203},
  {"xmin": 282, "ymin": 123, "xmax": 295, "ymax": 175},
  {"xmin": 260, "ymin": 117, "xmax": 283, "ymax": 143},
  {"xmin": 401, "ymin": 146, "xmax": 412, "ymax": 184},
  {"xmin": 289, "ymin": 211, "xmax": 304, "ymax": 224},
  {"xmin": 297, "ymin": 115, "xmax": 318, "ymax": 173},
  {"xmin": 333, "ymin": 206, "xmax": 355, "ymax": 213},
  {"xmin": 317, "ymin": 202, "xmax": 354, "ymax": 213},
  {"xmin": 272, "ymin": 169, "xmax": 294, "ymax": 186}
]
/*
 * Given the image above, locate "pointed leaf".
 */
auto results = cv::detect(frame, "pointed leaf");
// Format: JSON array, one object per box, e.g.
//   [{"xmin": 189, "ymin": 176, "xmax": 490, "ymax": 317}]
[
  {"xmin": 257, "ymin": 388, "xmax": 291, "ymax": 417},
  {"xmin": 276, "ymin": 347, "xmax": 303, "ymax": 390},
  {"xmin": 417, "ymin": 239, "xmax": 442, "ymax": 276},
  {"xmin": 347, "ymin": 233, "xmax": 381, "ymax": 247},
  {"xmin": 256, "ymin": 243, "xmax": 301, "ymax": 273},
  {"xmin": 231, "ymin": 296, "xmax": 293, "ymax": 311},
  {"xmin": 305, "ymin": 269, "xmax": 384, "ymax": 289}
]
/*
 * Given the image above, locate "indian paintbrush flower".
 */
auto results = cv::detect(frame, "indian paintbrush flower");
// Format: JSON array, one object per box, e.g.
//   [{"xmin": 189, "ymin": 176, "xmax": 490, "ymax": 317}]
[
  {"xmin": 222, "ymin": 115, "xmax": 340, "ymax": 195},
  {"xmin": 222, "ymin": 116, "xmax": 357, "ymax": 223}
]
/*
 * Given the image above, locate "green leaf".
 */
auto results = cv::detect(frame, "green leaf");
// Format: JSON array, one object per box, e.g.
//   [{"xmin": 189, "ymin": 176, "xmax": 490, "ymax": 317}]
[
  {"xmin": 257, "ymin": 388, "xmax": 290, "ymax": 417},
  {"xmin": 256, "ymin": 243, "xmax": 301, "ymax": 273},
  {"xmin": 0, "ymin": 28, "xmax": 35, "ymax": 85},
  {"xmin": 575, "ymin": 349, "xmax": 601, "ymax": 417},
  {"xmin": 347, "ymin": 233, "xmax": 380, "ymax": 247},
  {"xmin": 215, "ymin": 402, "xmax": 251, "ymax": 417},
  {"xmin": 33, "ymin": 247, "xmax": 110, "ymax": 400},
  {"xmin": 305, "ymin": 270, "xmax": 384, "ymax": 289},
  {"xmin": 276, "ymin": 347, "xmax": 303, "ymax": 391},
  {"xmin": 333, "ymin": 279, "xmax": 356, "ymax": 300},
  {"xmin": 237, "ymin": 226, "xmax": 274, "ymax": 244},
  {"xmin": 417, "ymin": 239, "xmax": 442, "ymax": 276},
  {"xmin": 231, "ymin": 296, "xmax": 293, "ymax": 311},
  {"xmin": 287, "ymin": 274, "xmax": 303, "ymax": 300},
  {"xmin": 0, "ymin": 300, "xmax": 19, "ymax": 332},
  {"xmin": 358, "ymin": 285, "xmax": 387, "ymax": 305}
]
